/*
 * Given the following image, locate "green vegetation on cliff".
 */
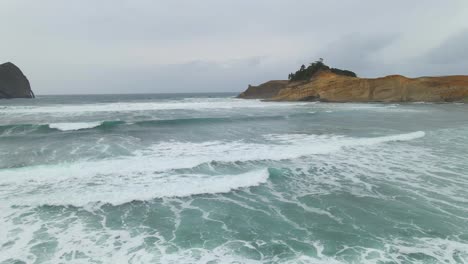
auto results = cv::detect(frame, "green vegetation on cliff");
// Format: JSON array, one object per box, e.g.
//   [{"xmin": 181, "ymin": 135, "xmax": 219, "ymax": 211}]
[{"xmin": 288, "ymin": 58, "xmax": 357, "ymax": 81}]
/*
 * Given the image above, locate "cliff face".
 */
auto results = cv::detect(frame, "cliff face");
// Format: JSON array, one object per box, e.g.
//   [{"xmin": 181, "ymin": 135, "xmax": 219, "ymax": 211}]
[
  {"xmin": 0, "ymin": 62, "xmax": 34, "ymax": 99},
  {"xmin": 239, "ymin": 71, "xmax": 468, "ymax": 102}
]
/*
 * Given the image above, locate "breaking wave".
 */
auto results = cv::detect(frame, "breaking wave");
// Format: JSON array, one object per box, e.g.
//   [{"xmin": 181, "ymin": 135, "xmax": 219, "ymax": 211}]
[
  {"xmin": 0, "ymin": 99, "xmax": 307, "ymax": 114},
  {"xmin": 0, "ymin": 114, "xmax": 311, "ymax": 136},
  {"xmin": 0, "ymin": 131, "xmax": 425, "ymax": 207}
]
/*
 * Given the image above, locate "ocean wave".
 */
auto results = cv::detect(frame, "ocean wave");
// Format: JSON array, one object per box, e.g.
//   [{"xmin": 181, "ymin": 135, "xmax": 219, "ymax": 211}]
[
  {"xmin": 0, "ymin": 114, "xmax": 309, "ymax": 136},
  {"xmin": 48, "ymin": 120, "xmax": 126, "ymax": 131},
  {"xmin": 134, "ymin": 114, "xmax": 302, "ymax": 126},
  {"xmin": 0, "ymin": 169, "xmax": 269, "ymax": 207},
  {"xmin": 48, "ymin": 122, "xmax": 104, "ymax": 131},
  {"xmin": 0, "ymin": 120, "xmax": 125, "ymax": 135},
  {"xmin": 0, "ymin": 98, "xmax": 308, "ymax": 114},
  {"xmin": 0, "ymin": 131, "xmax": 425, "ymax": 206}
]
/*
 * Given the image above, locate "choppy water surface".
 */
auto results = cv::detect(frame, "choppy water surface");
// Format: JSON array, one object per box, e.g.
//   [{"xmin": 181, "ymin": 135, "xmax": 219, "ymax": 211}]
[{"xmin": 0, "ymin": 94, "xmax": 467, "ymax": 263}]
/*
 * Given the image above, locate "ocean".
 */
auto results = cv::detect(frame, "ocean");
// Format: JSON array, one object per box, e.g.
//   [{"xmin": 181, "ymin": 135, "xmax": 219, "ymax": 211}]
[{"xmin": 0, "ymin": 93, "xmax": 467, "ymax": 263}]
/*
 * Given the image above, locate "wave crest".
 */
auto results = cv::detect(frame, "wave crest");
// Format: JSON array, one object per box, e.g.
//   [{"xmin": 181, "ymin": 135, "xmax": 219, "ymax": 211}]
[
  {"xmin": 49, "ymin": 122, "xmax": 103, "ymax": 131},
  {"xmin": 0, "ymin": 131, "xmax": 425, "ymax": 206}
]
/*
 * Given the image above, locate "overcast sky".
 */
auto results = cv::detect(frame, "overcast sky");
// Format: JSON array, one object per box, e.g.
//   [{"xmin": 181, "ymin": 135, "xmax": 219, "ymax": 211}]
[{"xmin": 1, "ymin": 1, "xmax": 468, "ymax": 95}]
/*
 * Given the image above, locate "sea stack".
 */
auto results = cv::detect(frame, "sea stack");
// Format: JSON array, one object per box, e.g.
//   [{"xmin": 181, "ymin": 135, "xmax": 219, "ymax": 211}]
[{"xmin": 0, "ymin": 62, "xmax": 34, "ymax": 99}]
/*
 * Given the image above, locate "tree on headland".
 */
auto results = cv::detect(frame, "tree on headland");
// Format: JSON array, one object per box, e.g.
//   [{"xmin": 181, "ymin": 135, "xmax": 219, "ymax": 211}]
[{"xmin": 288, "ymin": 59, "xmax": 357, "ymax": 81}]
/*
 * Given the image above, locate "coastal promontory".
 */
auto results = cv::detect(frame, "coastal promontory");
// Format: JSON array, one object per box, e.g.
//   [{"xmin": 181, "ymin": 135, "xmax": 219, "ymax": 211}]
[
  {"xmin": 238, "ymin": 60, "xmax": 468, "ymax": 102},
  {"xmin": 0, "ymin": 62, "xmax": 34, "ymax": 99}
]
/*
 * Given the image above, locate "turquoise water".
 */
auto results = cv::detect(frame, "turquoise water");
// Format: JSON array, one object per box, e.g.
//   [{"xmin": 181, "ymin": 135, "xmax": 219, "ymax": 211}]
[{"xmin": 0, "ymin": 94, "xmax": 467, "ymax": 263}]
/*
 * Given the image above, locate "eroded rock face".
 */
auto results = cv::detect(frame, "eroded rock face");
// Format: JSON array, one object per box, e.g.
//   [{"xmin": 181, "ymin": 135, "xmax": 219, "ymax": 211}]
[
  {"xmin": 238, "ymin": 70, "xmax": 468, "ymax": 102},
  {"xmin": 0, "ymin": 62, "xmax": 34, "ymax": 99}
]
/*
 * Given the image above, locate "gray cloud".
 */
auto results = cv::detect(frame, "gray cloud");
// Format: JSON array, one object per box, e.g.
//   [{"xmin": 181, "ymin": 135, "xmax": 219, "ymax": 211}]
[
  {"xmin": 1, "ymin": 0, "xmax": 468, "ymax": 94},
  {"xmin": 424, "ymin": 29, "xmax": 468, "ymax": 64},
  {"xmin": 317, "ymin": 33, "xmax": 399, "ymax": 77},
  {"xmin": 32, "ymin": 57, "xmax": 291, "ymax": 94}
]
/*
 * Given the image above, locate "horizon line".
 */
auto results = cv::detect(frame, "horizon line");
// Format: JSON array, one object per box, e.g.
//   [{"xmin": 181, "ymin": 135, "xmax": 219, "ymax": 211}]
[{"xmin": 32, "ymin": 91, "xmax": 241, "ymax": 96}]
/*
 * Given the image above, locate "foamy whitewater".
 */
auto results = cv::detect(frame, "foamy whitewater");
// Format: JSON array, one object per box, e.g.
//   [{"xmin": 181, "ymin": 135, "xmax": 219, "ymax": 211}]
[{"xmin": 0, "ymin": 93, "xmax": 467, "ymax": 263}]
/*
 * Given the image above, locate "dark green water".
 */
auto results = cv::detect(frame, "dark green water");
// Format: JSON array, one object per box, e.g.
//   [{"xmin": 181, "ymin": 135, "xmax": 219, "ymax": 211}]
[{"xmin": 0, "ymin": 94, "xmax": 467, "ymax": 263}]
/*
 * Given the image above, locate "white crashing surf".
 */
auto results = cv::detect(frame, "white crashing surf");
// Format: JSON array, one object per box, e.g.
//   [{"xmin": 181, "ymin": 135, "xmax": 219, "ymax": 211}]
[
  {"xmin": 48, "ymin": 122, "xmax": 103, "ymax": 131},
  {"xmin": 0, "ymin": 98, "xmax": 308, "ymax": 115},
  {"xmin": 0, "ymin": 169, "xmax": 269, "ymax": 207},
  {"xmin": 0, "ymin": 131, "xmax": 425, "ymax": 207}
]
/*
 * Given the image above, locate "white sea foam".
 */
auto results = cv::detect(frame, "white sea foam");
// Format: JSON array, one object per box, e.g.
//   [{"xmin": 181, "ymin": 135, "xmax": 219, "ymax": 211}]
[
  {"xmin": 49, "ymin": 122, "xmax": 102, "ymax": 131},
  {"xmin": 0, "ymin": 98, "xmax": 308, "ymax": 115},
  {"xmin": 312, "ymin": 102, "xmax": 422, "ymax": 113},
  {"xmin": 1, "ymin": 129, "xmax": 466, "ymax": 264},
  {"xmin": 0, "ymin": 169, "xmax": 269, "ymax": 207},
  {"xmin": 383, "ymin": 237, "xmax": 468, "ymax": 264},
  {"xmin": 0, "ymin": 131, "xmax": 425, "ymax": 207},
  {"xmin": 0, "ymin": 209, "xmax": 334, "ymax": 264}
]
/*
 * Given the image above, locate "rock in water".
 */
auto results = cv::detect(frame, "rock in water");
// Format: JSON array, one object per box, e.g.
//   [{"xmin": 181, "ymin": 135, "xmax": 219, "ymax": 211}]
[{"xmin": 0, "ymin": 62, "xmax": 34, "ymax": 99}]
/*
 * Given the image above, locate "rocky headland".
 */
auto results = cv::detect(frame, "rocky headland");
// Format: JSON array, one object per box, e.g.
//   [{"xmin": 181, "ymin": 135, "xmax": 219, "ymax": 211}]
[
  {"xmin": 0, "ymin": 62, "xmax": 34, "ymax": 99},
  {"xmin": 238, "ymin": 61, "xmax": 468, "ymax": 102}
]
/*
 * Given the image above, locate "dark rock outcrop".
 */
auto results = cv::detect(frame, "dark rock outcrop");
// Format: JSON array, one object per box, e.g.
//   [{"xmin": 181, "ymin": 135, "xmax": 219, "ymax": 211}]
[
  {"xmin": 0, "ymin": 62, "xmax": 34, "ymax": 99},
  {"xmin": 239, "ymin": 70, "xmax": 468, "ymax": 102},
  {"xmin": 237, "ymin": 80, "xmax": 289, "ymax": 99}
]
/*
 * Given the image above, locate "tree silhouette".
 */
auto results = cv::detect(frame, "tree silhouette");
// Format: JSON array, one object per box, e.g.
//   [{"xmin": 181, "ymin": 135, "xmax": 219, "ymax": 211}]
[{"xmin": 288, "ymin": 59, "xmax": 356, "ymax": 81}]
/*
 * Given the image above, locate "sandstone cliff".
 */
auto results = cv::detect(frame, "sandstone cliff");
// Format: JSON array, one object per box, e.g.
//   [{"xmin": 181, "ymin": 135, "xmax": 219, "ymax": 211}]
[
  {"xmin": 0, "ymin": 62, "xmax": 34, "ymax": 99},
  {"xmin": 239, "ymin": 70, "xmax": 468, "ymax": 102}
]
